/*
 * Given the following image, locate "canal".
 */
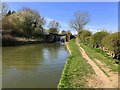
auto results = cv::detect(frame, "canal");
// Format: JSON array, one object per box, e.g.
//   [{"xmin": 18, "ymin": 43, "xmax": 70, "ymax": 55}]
[{"xmin": 2, "ymin": 43, "xmax": 68, "ymax": 88}]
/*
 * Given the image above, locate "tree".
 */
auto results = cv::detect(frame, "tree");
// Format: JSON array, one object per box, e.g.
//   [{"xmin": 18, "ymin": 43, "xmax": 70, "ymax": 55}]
[
  {"xmin": 61, "ymin": 30, "xmax": 72, "ymax": 35},
  {"xmin": 20, "ymin": 8, "xmax": 45, "ymax": 36},
  {"xmin": 61, "ymin": 30, "xmax": 66, "ymax": 34},
  {"xmin": 6, "ymin": 10, "xmax": 16, "ymax": 16},
  {"xmin": 48, "ymin": 20, "xmax": 60, "ymax": 34},
  {"xmin": 2, "ymin": 7, "xmax": 45, "ymax": 38},
  {"xmin": 6, "ymin": 10, "xmax": 12, "ymax": 16},
  {"xmin": 69, "ymin": 11, "xmax": 91, "ymax": 32},
  {"xmin": 66, "ymin": 30, "xmax": 72, "ymax": 35}
]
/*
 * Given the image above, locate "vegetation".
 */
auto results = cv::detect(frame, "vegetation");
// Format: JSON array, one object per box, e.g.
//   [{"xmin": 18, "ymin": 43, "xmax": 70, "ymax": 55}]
[
  {"xmin": 2, "ymin": 8, "xmax": 45, "ymax": 38},
  {"xmin": 1, "ymin": 4, "xmax": 62, "ymax": 45},
  {"xmin": 78, "ymin": 30, "xmax": 92, "ymax": 44},
  {"xmin": 2, "ymin": 3, "xmax": 119, "ymax": 60},
  {"xmin": 90, "ymin": 31, "xmax": 109, "ymax": 48},
  {"xmin": 61, "ymin": 30, "xmax": 66, "ymax": 34},
  {"xmin": 58, "ymin": 39, "xmax": 94, "ymax": 88},
  {"xmin": 102, "ymin": 32, "xmax": 120, "ymax": 60},
  {"xmin": 78, "ymin": 29, "xmax": 120, "ymax": 60},
  {"xmin": 2, "ymin": 2, "xmax": 119, "ymax": 89},
  {"xmin": 2, "ymin": 34, "xmax": 17, "ymax": 46},
  {"xmin": 61, "ymin": 30, "xmax": 72, "ymax": 35},
  {"xmin": 84, "ymin": 36, "xmax": 91, "ymax": 46},
  {"xmin": 47, "ymin": 20, "xmax": 60, "ymax": 34},
  {"xmin": 79, "ymin": 42, "xmax": 118, "ymax": 72}
]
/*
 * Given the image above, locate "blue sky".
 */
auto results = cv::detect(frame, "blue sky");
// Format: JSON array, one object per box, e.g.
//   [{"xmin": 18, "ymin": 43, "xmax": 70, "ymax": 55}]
[{"xmin": 6, "ymin": 2, "xmax": 118, "ymax": 34}]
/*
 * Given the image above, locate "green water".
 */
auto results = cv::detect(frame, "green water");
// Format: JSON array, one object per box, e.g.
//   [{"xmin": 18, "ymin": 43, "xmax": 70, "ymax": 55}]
[{"xmin": 2, "ymin": 43, "xmax": 68, "ymax": 88}]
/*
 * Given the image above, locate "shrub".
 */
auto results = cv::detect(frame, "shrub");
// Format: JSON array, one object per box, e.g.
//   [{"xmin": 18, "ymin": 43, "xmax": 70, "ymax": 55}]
[
  {"xmin": 10, "ymin": 29, "xmax": 26, "ymax": 37},
  {"xmin": 85, "ymin": 36, "xmax": 91, "ymax": 45},
  {"xmin": 32, "ymin": 28, "xmax": 45, "ymax": 39},
  {"xmin": 48, "ymin": 28, "xmax": 58, "ymax": 34},
  {"xmin": 78, "ymin": 30, "xmax": 92, "ymax": 43},
  {"xmin": 102, "ymin": 32, "xmax": 120, "ymax": 60},
  {"xmin": 91, "ymin": 31, "xmax": 109, "ymax": 48}
]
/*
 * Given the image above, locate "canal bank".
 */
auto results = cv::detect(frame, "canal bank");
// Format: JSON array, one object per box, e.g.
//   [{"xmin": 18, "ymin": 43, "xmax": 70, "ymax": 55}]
[
  {"xmin": 58, "ymin": 38, "xmax": 118, "ymax": 88},
  {"xmin": 2, "ymin": 33, "xmax": 74, "ymax": 46},
  {"xmin": 58, "ymin": 39, "xmax": 94, "ymax": 88}
]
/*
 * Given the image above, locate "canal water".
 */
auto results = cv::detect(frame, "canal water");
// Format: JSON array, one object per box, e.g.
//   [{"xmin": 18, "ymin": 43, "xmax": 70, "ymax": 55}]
[{"xmin": 2, "ymin": 43, "xmax": 68, "ymax": 88}]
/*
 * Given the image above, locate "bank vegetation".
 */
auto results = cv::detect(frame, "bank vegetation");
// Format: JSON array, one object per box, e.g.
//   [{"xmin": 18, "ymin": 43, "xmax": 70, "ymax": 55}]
[{"xmin": 1, "ymin": 3, "xmax": 72, "ymax": 46}]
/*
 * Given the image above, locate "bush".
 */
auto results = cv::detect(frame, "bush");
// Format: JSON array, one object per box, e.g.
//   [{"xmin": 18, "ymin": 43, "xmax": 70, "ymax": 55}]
[
  {"xmin": 48, "ymin": 28, "xmax": 58, "ymax": 34},
  {"xmin": 91, "ymin": 31, "xmax": 109, "ymax": 48},
  {"xmin": 78, "ymin": 30, "xmax": 92, "ymax": 43},
  {"xmin": 102, "ymin": 32, "xmax": 120, "ymax": 60},
  {"xmin": 11, "ymin": 29, "xmax": 26, "ymax": 37},
  {"xmin": 32, "ymin": 28, "xmax": 45, "ymax": 39},
  {"xmin": 84, "ymin": 36, "xmax": 91, "ymax": 45}
]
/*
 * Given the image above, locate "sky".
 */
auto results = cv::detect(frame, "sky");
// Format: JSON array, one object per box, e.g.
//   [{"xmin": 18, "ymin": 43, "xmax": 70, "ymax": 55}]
[{"xmin": 6, "ymin": 2, "xmax": 118, "ymax": 34}]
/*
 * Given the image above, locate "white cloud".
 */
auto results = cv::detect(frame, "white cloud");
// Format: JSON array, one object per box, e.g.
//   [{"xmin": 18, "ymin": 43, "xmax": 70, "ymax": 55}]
[
  {"xmin": 44, "ymin": 17, "xmax": 54, "ymax": 23},
  {"xmin": 85, "ymin": 25, "xmax": 99, "ymax": 33}
]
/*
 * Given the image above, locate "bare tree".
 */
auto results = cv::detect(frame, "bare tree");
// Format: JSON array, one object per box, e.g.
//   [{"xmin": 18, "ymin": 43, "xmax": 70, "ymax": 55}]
[{"xmin": 69, "ymin": 11, "xmax": 91, "ymax": 32}]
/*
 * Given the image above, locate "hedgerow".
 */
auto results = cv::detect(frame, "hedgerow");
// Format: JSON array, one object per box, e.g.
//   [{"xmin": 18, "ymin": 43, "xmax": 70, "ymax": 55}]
[
  {"xmin": 102, "ymin": 32, "xmax": 120, "ymax": 59},
  {"xmin": 90, "ymin": 31, "xmax": 109, "ymax": 48}
]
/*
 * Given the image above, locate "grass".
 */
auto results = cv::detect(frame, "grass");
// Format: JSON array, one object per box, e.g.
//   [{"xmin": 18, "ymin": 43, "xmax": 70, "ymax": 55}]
[
  {"xmin": 58, "ymin": 39, "xmax": 94, "ymax": 88},
  {"xmin": 78, "ymin": 39, "xmax": 118, "ymax": 72}
]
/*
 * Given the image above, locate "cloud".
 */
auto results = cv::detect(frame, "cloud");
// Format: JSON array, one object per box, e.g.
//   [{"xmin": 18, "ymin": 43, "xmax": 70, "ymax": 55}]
[
  {"xmin": 85, "ymin": 25, "xmax": 118, "ymax": 33},
  {"xmin": 44, "ymin": 17, "xmax": 54, "ymax": 23},
  {"xmin": 85, "ymin": 25, "xmax": 99, "ymax": 33}
]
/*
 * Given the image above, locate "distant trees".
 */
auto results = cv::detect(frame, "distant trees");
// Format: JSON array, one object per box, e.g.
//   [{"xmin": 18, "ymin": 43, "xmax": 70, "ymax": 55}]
[
  {"xmin": 61, "ymin": 30, "xmax": 72, "ymax": 35},
  {"xmin": 61, "ymin": 30, "xmax": 66, "ymax": 34},
  {"xmin": 6, "ymin": 10, "xmax": 16, "ymax": 16},
  {"xmin": 67, "ymin": 30, "xmax": 72, "ymax": 35},
  {"xmin": 48, "ymin": 20, "xmax": 60, "ymax": 34},
  {"xmin": 69, "ymin": 11, "xmax": 91, "ymax": 32}
]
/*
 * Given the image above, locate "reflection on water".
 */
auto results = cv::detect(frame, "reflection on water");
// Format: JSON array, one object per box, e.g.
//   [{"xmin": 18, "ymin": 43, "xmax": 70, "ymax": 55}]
[{"xmin": 2, "ymin": 43, "xmax": 68, "ymax": 88}]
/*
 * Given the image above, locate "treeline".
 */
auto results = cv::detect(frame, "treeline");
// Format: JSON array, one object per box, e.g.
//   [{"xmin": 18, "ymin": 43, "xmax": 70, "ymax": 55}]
[
  {"xmin": 2, "ymin": 8, "xmax": 45, "ymax": 37},
  {"xmin": 2, "ymin": 8, "xmax": 46, "ymax": 46},
  {"xmin": 78, "ymin": 30, "xmax": 120, "ymax": 60},
  {"xmin": 1, "ymin": 3, "xmax": 119, "ymax": 59},
  {"xmin": 1, "ymin": 3, "xmax": 72, "ymax": 46},
  {"xmin": 67, "ymin": 11, "xmax": 119, "ymax": 60}
]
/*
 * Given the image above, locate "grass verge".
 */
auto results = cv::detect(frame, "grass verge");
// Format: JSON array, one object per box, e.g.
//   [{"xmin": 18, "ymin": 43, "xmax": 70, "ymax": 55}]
[
  {"xmin": 78, "ymin": 39, "xmax": 118, "ymax": 72},
  {"xmin": 58, "ymin": 39, "xmax": 94, "ymax": 88}
]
